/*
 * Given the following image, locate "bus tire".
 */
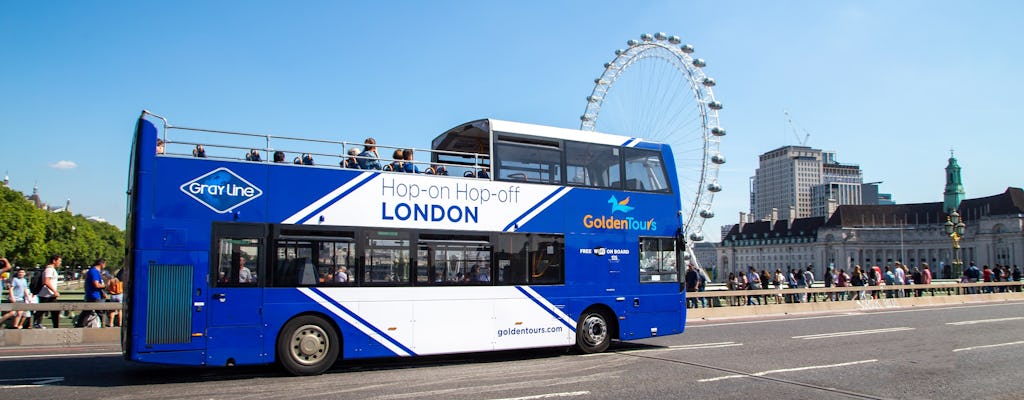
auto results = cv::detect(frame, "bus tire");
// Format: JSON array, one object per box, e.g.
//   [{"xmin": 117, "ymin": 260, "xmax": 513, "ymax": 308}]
[
  {"xmin": 278, "ymin": 315, "xmax": 339, "ymax": 376},
  {"xmin": 575, "ymin": 309, "xmax": 611, "ymax": 354}
]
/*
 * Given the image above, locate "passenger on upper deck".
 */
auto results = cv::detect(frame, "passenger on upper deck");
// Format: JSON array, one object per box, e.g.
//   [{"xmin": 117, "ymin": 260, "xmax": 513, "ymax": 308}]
[
  {"xmin": 193, "ymin": 144, "xmax": 206, "ymax": 158},
  {"xmin": 246, "ymin": 149, "xmax": 261, "ymax": 162},
  {"xmin": 401, "ymin": 148, "xmax": 419, "ymax": 173},
  {"xmin": 357, "ymin": 138, "xmax": 381, "ymax": 170},
  {"xmin": 383, "ymin": 149, "xmax": 404, "ymax": 172},
  {"xmin": 156, "ymin": 139, "xmax": 165, "ymax": 155},
  {"xmin": 425, "ymin": 164, "xmax": 447, "ymax": 175},
  {"xmin": 273, "ymin": 151, "xmax": 286, "ymax": 163},
  {"xmin": 341, "ymin": 148, "xmax": 361, "ymax": 169}
]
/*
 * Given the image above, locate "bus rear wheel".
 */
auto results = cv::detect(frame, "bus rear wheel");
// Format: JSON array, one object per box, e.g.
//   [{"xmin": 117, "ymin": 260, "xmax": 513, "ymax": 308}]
[
  {"xmin": 575, "ymin": 310, "xmax": 611, "ymax": 354},
  {"xmin": 278, "ymin": 315, "xmax": 339, "ymax": 376}
]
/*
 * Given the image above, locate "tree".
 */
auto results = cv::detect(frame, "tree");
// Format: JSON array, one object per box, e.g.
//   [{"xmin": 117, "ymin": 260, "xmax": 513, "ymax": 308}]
[
  {"xmin": 0, "ymin": 185, "xmax": 124, "ymax": 269},
  {"xmin": 0, "ymin": 186, "xmax": 46, "ymax": 266}
]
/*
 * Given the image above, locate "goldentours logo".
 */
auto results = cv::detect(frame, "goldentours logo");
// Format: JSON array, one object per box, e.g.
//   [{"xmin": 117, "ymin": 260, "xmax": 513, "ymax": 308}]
[
  {"xmin": 581, "ymin": 195, "xmax": 657, "ymax": 231},
  {"xmin": 180, "ymin": 167, "xmax": 263, "ymax": 213}
]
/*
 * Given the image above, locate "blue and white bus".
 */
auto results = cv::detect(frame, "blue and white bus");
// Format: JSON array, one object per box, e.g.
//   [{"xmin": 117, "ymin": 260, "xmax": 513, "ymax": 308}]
[{"xmin": 124, "ymin": 111, "xmax": 686, "ymax": 375}]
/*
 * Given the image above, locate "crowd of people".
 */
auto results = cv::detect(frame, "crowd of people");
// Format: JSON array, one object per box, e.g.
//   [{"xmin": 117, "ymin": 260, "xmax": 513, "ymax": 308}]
[
  {"xmin": 686, "ymin": 262, "xmax": 1023, "ymax": 309},
  {"xmin": 170, "ymin": 137, "xmax": 489, "ymax": 177},
  {"xmin": 0, "ymin": 255, "xmax": 123, "ymax": 329}
]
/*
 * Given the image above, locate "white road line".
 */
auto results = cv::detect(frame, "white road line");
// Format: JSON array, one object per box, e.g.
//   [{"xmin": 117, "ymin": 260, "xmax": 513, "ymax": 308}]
[
  {"xmin": 620, "ymin": 342, "xmax": 743, "ymax": 354},
  {"xmin": 688, "ymin": 302, "xmax": 1024, "ymax": 328},
  {"xmin": 946, "ymin": 317, "xmax": 1024, "ymax": 326},
  {"xmin": 953, "ymin": 340, "xmax": 1024, "ymax": 353},
  {"xmin": 0, "ymin": 376, "xmax": 65, "ymax": 389},
  {"xmin": 698, "ymin": 359, "xmax": 877, "ymax": 383},
  {"xmin": 486, "ymin": 391, "xmax": 591, "ymax": 400},
  {"xmin": 0, "ymin": 351, "xmax": 121, "ymax": 361},
  {"xmin": 792, "ymin": 327, "xmax": 914, "ymax": 340}
]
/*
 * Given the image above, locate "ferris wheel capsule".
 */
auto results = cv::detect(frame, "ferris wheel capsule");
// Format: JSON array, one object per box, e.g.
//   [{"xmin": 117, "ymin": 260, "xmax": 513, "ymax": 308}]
[
  {"xmin": 708, "ymin": 100, "xmax": 723, "ymax": 110},
  {"xmin": 689, "ymin": 232, "xmax": 704, "ymax": 242},
  {"xmin": 587, "ymin": 96, "xmax": 601, "ymax": 103},
  {"xmin": 668, "ymin": 35, "xmax": 681, "ymax": 44},
  {"xmin": 692, "ymin": 58, "xmax": 706, "ymax": 68},
  {"xmin": 627, "ymin": 39, "xmax": 639, "ymax": 46},
  {"xmin": 681, "ymin": 44, "xmax": 695, "ymax": 53},
  {"xmin": 700, "ymin": 209, "xmax": 715, "ymax": 219},
  {"xmin": 711, "ymin": 154, "xmax": 726, "ymax": 164},
  {"xmin": 707, "ymin": 182, "xmax": 722, "ymax": 192},
  {"xmin": 640, "ymin": 33, "xmax": 654, "ymax": 42},
  {"xmin": 702, "ymin": 77, "xmax": 716, "ymax": 87},
  {"xmin": 654, "ymin": 32, "xmax": 668, "ymax": 40},
  {"xmin": 580, "ymin": 114, "xmax": 593, "ymax": 122},
  {"xmin": 595, "ymin": 78, "xmax": 609, "ymax": 85},
  {"xmin": 711, "ymin": 126, "xmax": 726, "ymax": 136}
]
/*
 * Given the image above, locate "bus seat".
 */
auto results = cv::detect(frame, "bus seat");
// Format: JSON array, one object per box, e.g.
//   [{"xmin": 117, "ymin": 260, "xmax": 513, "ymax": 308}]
[
  {"xmin": 625, "ymin": 179, "xmax": 639, "ymax": 190},
  {"xmin": 298, "ymin": 259, "xmax": 318, "ymax": 286}
]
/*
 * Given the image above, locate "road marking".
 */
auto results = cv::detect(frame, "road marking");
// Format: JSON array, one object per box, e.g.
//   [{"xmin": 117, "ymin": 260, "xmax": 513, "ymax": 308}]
[
  {"xmin": 688, "ymin": 301, "xmax": 1024, "ymax": 328},
  {"xmin": 486, "ymin": 391, "xmax": 590, "ymax": 400},
  {"xmin": 698, "ymin": 359, "xmax": 877, "ymax": 382},
  {"xmin": 606, "ymin": 342, "xmax": 743, "ymax": 356},
  {"xmin": 668, "ymin": 342, "xmax": 743, "ymax": 350},
  {"xmin": 792, "ymin": 327, "xmax": 914, "ymax": 340},
  {"xmin": 0, "ymin": 376, "xmax": 64, "ymax": 389},
  {"xmin": 946, "ymin": 317, "xmax": 1024, "ymax": 326},
  {"xmin": 953, "ymin": 340, "xmax": 1024, "ymax": 352},
  {"xmin": 0, "ymin": 351, "xmax": 121, "ymax": 361}
]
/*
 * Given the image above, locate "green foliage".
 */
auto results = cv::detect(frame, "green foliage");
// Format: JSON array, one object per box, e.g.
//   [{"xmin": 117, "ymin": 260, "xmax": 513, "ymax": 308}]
[{"xmin": 0, "ymin": 186, "xmax": 124, "ymax": 269}]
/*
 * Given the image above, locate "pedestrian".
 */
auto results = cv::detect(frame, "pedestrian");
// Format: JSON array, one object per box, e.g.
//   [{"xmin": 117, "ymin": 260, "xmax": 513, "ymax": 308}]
[
  {"xmin": 760, "ymin": 269, "xmax": 772, "ymax": 304},
  {"xmin": 804, "ymin": 266, "xmax": 816, "ymax": 302},
  {"xmin": 33, "ymin": 255, "xmax": 62, "ymax": 329},
  {"xmin": 726, "ymin": 272, "xmax": 738, "ymax": 306},
  {"xmin": 106, "ymin": 270, "xmax": 123, "ymax": 327},
  {"xmin": 837, "ymin": 268, "xmax": 850, "ymax": 301},
  {"xmin": 773, "ymin": 268, "xmax": 785, "ymax": 304},
  {"xmin": 79, "ymin": 258, "xmax": 107, "ymax": 328},
  {"xmin": 746, "ymin": 267, "xmax": 761, "ymax": 306},
  {"xmin": 684, "ymin": 264, "xmax": 699, "ymax": 309},
  {"xmin": 823, "ymin": 266, "xmax": 835, "ymax": 301},
  {"xmin": 5, "ymin": 267, "xmax": 31, "ymax": 328}
]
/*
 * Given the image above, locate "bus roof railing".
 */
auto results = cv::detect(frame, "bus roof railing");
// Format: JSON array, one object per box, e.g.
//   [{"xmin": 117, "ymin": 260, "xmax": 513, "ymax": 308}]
[{"xmin": 143, "ymin": 111, "xmax": 490, "ymax": 177}]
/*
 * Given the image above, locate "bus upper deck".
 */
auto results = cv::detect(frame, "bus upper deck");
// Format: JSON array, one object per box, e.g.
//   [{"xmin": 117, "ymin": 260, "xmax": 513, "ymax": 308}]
[{"xmin": 147, "ymin": 113, "xmax": 677, "ymax": 195}]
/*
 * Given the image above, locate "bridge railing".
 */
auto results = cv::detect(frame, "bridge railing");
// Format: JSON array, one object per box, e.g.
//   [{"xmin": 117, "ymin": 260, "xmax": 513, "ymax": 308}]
[{"xmin": 685, "ymin": 281, "xmax": 1023, "ymax": 308}]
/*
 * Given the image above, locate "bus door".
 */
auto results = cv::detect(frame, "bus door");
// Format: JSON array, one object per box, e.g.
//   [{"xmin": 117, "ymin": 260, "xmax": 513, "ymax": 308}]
[{"xmin": 206, "ymin": 223, "xmax": 266, "ymax": 366}]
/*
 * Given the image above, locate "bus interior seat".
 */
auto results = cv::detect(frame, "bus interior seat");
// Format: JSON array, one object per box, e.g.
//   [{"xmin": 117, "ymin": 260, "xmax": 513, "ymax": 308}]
[
  {"xmin": 298, "ymin": 259, "xmax": 318, "ymax": 286},
  {"xmin": 625, "ymin": 178, "xmax": 640, "ymax": 190}
]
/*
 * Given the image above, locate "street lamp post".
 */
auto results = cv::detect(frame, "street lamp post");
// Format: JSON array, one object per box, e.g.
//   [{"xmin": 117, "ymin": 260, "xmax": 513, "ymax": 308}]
[{"xmin": 944, "ymin": 210, "xmax": 966, "ymax": 278}]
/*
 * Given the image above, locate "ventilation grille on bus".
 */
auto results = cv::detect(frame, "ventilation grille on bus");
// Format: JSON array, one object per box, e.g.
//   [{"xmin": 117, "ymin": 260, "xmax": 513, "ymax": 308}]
[{"xmin": 146, "ymin": 264, "xmax": 193, "ymax": 345}]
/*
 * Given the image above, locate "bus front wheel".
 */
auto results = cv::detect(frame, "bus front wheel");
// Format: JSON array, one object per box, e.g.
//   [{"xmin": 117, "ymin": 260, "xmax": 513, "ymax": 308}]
[
  {"xmin": 575, "ymin": 310, "xmax": 611, "ymax": 354},
  {"xmin": 278, "ymin": 315, "xmax": 340, "ymax": 376}
]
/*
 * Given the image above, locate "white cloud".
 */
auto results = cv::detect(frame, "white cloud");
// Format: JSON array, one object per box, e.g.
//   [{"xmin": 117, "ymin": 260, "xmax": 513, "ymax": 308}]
[{"xmin": 50, "ymin": 160, "xmax": 78, "ymax": 169}]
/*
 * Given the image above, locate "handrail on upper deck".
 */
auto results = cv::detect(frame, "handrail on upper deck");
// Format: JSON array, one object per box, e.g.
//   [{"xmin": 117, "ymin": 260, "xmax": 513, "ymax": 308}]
[{"xmin": 141, "ymin": 111, "xmax": 491, "ymax": 177}]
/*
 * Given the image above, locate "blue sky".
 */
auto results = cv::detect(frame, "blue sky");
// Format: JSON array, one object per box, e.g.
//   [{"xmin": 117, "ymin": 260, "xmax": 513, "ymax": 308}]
[{"xmin": 2, "ymin": 1, "xmax": 1021, "ymax": 237}]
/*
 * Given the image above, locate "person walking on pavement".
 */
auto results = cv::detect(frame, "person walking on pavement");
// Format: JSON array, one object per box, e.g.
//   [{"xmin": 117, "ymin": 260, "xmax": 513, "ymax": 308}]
[
  {"xmin": 80, "ymin": 258, "xmax": 107, "ymax": 327},
  {"xmin": 33, "ymin": 255, "xmax": 62, "ymax": 329}
]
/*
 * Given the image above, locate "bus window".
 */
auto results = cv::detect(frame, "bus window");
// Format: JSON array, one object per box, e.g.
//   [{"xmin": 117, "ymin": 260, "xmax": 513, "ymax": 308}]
[
  {"xmin": 530, "ymin": 235, "xmax": 564, "ymax": 285},
  {"xmin": 273, "ymin": 240, "xmax": 314, "ymax": 286},
  {"xmin": 496, "ymin": 234, "xmax": 529, "ymax": 285},
  {"xmin": 417, "ymin": 236, "xmax": 492, "ymax": 285},
  {"xmin": 565, "ymin": 141, "xmax": 619, "ymax": 188},
  {"xmin": 365, "ymin": 231, "xmax": 411, "ymax": 284},
  {"xmin": 494, "ymin": 141, "xmax": 562, "ymax": 184},
  {"xmin": 640, "ymin": 237, "xmax": 678, "ymax": 283},
  {"xmin": 623, "ymin": 147, "xmax": 671, "ymax": 193},
  {"xmin": 216, "ymin": 238, "xmax": 261, "ymax": 286}
]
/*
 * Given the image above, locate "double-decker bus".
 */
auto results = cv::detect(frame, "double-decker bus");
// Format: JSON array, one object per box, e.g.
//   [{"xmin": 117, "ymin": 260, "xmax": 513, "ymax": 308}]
[{"xmin": 124, "ymin": 111, "xmax": 686, "ymax": 375}]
